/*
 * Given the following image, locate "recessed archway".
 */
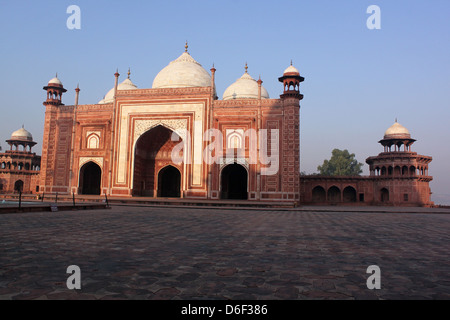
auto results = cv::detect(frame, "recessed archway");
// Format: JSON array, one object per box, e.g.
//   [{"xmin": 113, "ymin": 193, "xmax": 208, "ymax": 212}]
[
  {"xmin": 79, "ymin": 162, "xmax": 101, "ymax": 195},
  {"xmin": 343, "ymin": 186, "xmax": 357, "ymax": 202},
  {"xmin": 14, "ymin": 180, "xmax": 24, "ymax": 193},
  {"xmin": 327, "ymin": 186, "xmax": 341, "ymax": 202},
  {"xmin": 381, "ymin": 188, "xmax": 389, "ymax": 203},
  {"xmin": 157, "ymin": 165, "xmax": 181, "ymax": 198},
  {"xmin": 133, "ymin": 125, "xmax": 182, "ymax": 197},
  {"xmin": 312, "ymin": 186, "xmax": 326, "ymax": 202},
  {"xmin": 221, "ymin": 164, "xmax": 248, "ymax": 200}
]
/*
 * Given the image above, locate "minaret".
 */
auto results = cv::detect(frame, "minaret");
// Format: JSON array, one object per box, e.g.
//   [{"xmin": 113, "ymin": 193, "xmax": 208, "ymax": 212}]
[
  {"xmin": 278, "ymin": 62, "xmax": 304, "ymax": 203},
  {"xmin": 40, "ymin": 74, "xmax": 68, "ymax": 194},
  {"xmin": 278, "ymin": 61, "xmax": 304, "ymax": 99}
]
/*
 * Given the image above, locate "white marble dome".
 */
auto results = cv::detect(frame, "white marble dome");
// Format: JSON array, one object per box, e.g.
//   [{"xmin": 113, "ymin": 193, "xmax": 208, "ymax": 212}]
[
  {"xmin": 283, "ymin": 65, "xmax": 300, "ymax": 75},
  {"xmin": 11, "ymin": 127, "xmax": 33, "ymax": 142},
  {"xmin": 384, "ymin": 121, "xmax": 411, "ymax": 139},
  {"xmin": 99, "ymin": 76, "xmax": 138, "ymax": 104},
  {"xmin": 152, "ymin": 51, "xmax": 211, "ymax": 89},
  {"xmin": 48, "ymin": 76, "xmax": 62, "ymax": 86},
  {"xmin": 223, "ymin": 69, "xmax": 269, "ymax": 100}
]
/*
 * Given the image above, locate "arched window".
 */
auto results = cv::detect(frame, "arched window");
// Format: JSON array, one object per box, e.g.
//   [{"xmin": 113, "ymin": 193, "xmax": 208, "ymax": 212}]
[
  {"xmin": 87, "ymin": 134, "xmax": 100, "ymax": 149},
  {"xmin": 402, "ymin": 166, "xmax": 408, "ymax": 176},
  {"xmin": 227, "ymin": 131, "xmax": 244, "ymax": 149}
]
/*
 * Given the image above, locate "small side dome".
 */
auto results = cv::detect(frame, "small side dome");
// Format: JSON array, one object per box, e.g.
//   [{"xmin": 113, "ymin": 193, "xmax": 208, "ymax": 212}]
[
  {"xmin": 223, "ymin": 66, "xmax": 270, "ymax": 100},
  {"xmin": 283, "ymin": 64, "xmax": 300, "ymax": 76},
  {"xmin": 48, "ymin": 74, "xmax": 63, "ymax": 86},
  {"xmin": 11, "ymin": 126, "xmax": 33, "ymax": 142},
  {"xmin": 99, "ymin": 71, "xmax": 138, "ymax": 104},
  {"xmin": 384, "ymin": 121, "xmax": 411, "ymax": 139}
]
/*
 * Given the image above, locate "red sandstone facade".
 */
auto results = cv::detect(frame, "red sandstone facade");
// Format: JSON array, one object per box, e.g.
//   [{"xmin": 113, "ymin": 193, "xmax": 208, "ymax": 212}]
[
  {"xmin": 37, "ymin": 51, "xmax": 304, "ymax": 202},
  {"xmin": 2, "ymin": 48, "xmax": 433, "ymax": 207},
  {"xmin": 0, "ymin": 128, "xmax": 41, "ymax": 194},
  {"xmin": 300, "ymin": 122, "xmax": 433, "ymax": 207}
]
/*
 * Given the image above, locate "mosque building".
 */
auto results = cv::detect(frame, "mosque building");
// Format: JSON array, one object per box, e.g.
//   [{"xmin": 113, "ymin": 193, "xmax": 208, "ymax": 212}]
[
  {"xmin": 0, "ymin": 44, "xmax": 434, "ymax": 206},
  {"xmin": 37, "ymin": 44, "xmax": 303, "ymax": 202}
]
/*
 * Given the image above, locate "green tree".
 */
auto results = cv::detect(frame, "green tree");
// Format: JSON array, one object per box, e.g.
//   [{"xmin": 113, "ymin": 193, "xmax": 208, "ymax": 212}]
[{"xmin": 317, "ymin": 149, "xmax": 363, "ymax": 176}]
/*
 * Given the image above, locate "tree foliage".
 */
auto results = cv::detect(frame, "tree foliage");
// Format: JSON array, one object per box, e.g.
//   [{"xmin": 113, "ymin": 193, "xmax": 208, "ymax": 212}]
[{"xmin": 317, "ymin": 149, "xmax": 363, "ymax": 176}]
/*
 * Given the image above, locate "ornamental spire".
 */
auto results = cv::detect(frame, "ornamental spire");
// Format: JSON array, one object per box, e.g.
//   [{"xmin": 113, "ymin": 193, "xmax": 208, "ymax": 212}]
[{"xmin": 185, "ymin": 41, "xmax": 188, "ymax": 53}]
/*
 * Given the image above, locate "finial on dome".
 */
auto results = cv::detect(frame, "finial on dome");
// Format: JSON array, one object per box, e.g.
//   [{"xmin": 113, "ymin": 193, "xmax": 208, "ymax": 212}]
[
  {"xmin": 56, "ymin": 72, "xmax": 58, "ymax": 78},
  {"xmin": 185, "ymin": 41, "xmax": 188, "ymax": 53},
  {"xmin": 290, "ymin": 60, "xmax": 293, "ymax": 66},
  {"xmin": 22, "ymin": 124, "xmax": 24, "ymax": 129},
  {"xmin": 245, "ymin": 62, "xmax": 248, "ymax": 73},
  {"xmin": 127, "ymin": 68, "xmax": 131, "ymax": 79},
  {"xmin": 395, "ymin": 118, "xmax": 398, "ymax": 123}
]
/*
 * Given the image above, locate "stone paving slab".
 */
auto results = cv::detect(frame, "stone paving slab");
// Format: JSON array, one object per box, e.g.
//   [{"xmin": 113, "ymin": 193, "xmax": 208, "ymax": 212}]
[{"xmin": 0, "ymin": 206, "xmax": 449, "ymax": 300}]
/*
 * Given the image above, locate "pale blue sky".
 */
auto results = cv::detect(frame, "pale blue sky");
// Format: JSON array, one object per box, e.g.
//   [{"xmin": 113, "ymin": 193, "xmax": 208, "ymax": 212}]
[{"xmin": 1, "ymin": 1, "xmax": 449, "ymax": 204}]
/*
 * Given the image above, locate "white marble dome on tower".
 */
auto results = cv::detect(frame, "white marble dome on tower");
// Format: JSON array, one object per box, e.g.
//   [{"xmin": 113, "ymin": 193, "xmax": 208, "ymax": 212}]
[
  {"xmin": 283, "ymin": 64, "xmax": 300, "ymax": 75},
  {"xmin": 384, "ymin": 121, "xmax": 411, "ymax": 139},
  {"xmin": 223, "ymin": 65, "xmax": 270, "ymax": 100},
  {"xmin": 11, "ymin": 127, "xmax": 33, "ymax": 142},
  {"xmin": 152, "ymin": 45, "xmax": 211, "ymax": 89},
  {"xmin": 48, "ymin": 75, "xmax": 63, "ymax": 86}
]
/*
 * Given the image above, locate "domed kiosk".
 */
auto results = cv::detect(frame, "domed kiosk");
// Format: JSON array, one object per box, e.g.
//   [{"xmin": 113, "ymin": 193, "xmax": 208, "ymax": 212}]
[{"xmin": 0, "ymin": 126, "xmax": 41, "ymax": 194}]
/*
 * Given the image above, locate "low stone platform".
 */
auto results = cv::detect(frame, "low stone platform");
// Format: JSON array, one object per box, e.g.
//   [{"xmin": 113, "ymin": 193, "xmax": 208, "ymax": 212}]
[{"xmin": 1, "ymin": 205, "xmax": 449, "ymax": 300}]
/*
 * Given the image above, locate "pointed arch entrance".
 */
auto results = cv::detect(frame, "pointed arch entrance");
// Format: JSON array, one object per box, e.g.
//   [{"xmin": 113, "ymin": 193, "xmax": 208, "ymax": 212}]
[
  {"xmin": 157, "ymin": 165, "xmax": 181, "ymax": 198},
  {"xmin": 14, "ymin": 180, "xmax": 24, "ymax": 193},
  {"xmin": 221, "ymin": 164, "xmax": 248, "ymax": 200},
  {"xmin": 381, "ymin": 188, "xmax": 389, "ymax": 203},
  {"xmin": 133, "ymin": 125, "xmax": 182, "ymax": 197},
  {"xmin": 79, "ymin": 162, "xmax": 101, "ymax": 195}
]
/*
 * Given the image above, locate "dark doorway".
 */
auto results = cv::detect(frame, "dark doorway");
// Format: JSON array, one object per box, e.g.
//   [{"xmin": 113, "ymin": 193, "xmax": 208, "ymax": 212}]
[
  {"xmin": 221, "ymin": 164, "xmax": 248, "ymax": 200},
  {"xmin": 79, "ymin": 162, "xmax": 101, "ymax": 195},
  {"xmin": 133, "ymin": 125, "xmax": 182, "ymax": 197},
  {"xmin": 343, "ymin": 186, "xmax": 357, "ymax": 202},
  {"xmin": 157, "ymin": 166, "xmax": 181, "ymax": 198},
  {"xmin": 14, "ymin": 180, "xmax": 24, "ymax": 193},
  {"xmin": 312, "ymin": 186, "xmax": 326, "ymax": 202},
  {"xmin": 381, "ymin": 188, "xmax": 389, "ymax": 203},
  {"xmin": 327, "ymin": 186, "xmax": 341, "ymax": 202}
]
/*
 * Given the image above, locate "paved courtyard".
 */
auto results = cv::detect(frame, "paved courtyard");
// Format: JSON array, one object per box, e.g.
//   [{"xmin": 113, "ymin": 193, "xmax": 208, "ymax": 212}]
[{"xmin": 1, "ymin": 205, "xmax": 449, "ymax": 300}]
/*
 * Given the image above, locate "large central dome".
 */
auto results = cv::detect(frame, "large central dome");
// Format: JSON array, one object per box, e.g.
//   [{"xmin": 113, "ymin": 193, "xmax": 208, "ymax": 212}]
[{"xmin": 152, "ymin": 50, "xmax": 211, "ymax": 89}]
